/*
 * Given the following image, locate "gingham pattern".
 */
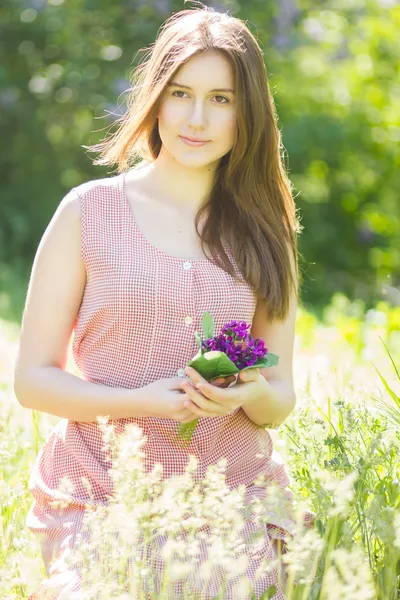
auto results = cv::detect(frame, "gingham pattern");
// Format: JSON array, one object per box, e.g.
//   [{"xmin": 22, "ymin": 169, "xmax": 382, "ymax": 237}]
[{"xmin": 27, "ymin": 172, "xmax": 315, "ymax": 599}]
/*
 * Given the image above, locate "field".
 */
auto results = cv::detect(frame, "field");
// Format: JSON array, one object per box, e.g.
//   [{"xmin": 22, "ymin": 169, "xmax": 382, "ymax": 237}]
[{"xmin": 1, "ymin": 292, "xmax": 399, "ymax": 599}]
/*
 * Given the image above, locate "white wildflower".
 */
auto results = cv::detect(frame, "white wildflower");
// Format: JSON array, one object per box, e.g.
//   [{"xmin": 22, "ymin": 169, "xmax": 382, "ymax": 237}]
[
  {"xmin": 321, "ymin": 547, "xmax": 376, "ymax": 599},
  {"xmin": 282, "ymin": 527, "xmax": 324, "ymax": 585},
  {"xmin": 315, "ymin": 469, "xmax": 357, "ymax": 518}
]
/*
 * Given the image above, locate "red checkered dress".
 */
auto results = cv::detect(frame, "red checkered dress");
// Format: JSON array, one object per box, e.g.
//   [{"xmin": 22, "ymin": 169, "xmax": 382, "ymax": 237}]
[{"xmin": 27, "ymin": 172, "xmax": 315, "ymax": 599}]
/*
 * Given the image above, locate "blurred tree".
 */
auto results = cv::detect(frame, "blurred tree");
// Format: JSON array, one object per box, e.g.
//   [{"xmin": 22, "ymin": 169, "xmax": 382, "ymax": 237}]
[
  {"xmin": 242, "ymin": 0, "xmax": 400, "ymax": 309},
  {"xmin": 0, "ymin": 0, "xmax": 398, "ymax": 320}
]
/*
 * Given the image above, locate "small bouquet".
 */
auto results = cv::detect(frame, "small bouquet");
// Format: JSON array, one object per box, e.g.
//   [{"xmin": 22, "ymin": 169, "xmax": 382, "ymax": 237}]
[{"xmin": 174, "ymin": 311, "xmax": 279, "ymax": 445}]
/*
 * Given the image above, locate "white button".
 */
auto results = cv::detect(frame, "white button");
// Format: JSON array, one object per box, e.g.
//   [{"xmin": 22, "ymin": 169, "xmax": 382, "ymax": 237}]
[
  {"xmin": 177, "ymin": 368, "xmax": 185, "ymax": 377},
  {"xmin": 183, "ymin": 261, "xmax": 192, "ymax": 270},
  {"xmin": 184, "ymin": 316, "xmax": 193, "ymax": 325}
]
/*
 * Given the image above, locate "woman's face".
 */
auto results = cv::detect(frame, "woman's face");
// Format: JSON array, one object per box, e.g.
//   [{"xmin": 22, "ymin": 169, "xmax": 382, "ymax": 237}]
[{"xmin": 157, "ymin": 50, "xmax": 237, "ymax": 167}]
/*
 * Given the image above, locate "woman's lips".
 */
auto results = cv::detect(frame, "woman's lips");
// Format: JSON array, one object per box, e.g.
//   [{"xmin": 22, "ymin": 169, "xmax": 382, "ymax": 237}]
[{"xmin": 179, "ymin": 136, "xmax": 210, "ymax": 147}]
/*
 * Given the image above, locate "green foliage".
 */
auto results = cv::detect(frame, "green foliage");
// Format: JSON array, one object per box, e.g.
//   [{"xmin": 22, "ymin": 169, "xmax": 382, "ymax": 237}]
[
  {"xmin": 371, "ymin": 339, "xmax": 400, "ymax": 428},
  {"xmin": 256, "ymin": 1, "xmax": 400, "ymax": 308},
  {"xmin": 1, "ymin": 1, "xmax": 399, "ymax": 311}
]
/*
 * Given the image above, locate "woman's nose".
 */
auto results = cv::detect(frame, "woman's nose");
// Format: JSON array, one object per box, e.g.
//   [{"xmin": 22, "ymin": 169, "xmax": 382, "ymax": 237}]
[{"xmin": 187, "ymin": 101, "xmax": 207, "ymax": 127}]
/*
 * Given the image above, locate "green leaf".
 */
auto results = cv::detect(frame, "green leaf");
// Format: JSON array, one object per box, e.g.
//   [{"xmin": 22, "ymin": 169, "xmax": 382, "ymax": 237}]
[
  {"xmin": 202, "ymin": 311, "xmax": 214, "ymax": 339},
  {"xmin": 265, "ymin": 352, "xmax": 279, "ymax": 367},
  {"xmin": 187, "ymin": 351, "xmax": 280, "ymax": 381},
  {"xmin": 173, "ymin": 419, "xmax": 199, "ymax": 447},
  {"xmin": 194, "ymin": 330, "xmax": 203, "ymax": 352},
  {"xmin": 378, "ymin": 335, "xmax": 400, "ymax": 380},
  {"xmin": 372, "ymin": 362, "xmax": 400, "ymax": 406},
  {"xmin": 241, "ymin": 353, "xmax": 280, "ymax": 369},
  {"xmin": 188, "ymin": 350, "xmax": 240, "ymax": 380},
  {"xmin": 261, "ymin": 585, "xmax": 276, "ymax": 599}
]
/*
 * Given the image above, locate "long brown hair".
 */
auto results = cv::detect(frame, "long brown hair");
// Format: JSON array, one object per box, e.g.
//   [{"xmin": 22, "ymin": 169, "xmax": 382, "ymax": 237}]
[{"xmin": 83, "ymin": 4, "xmax": 303, "ymax": 322}]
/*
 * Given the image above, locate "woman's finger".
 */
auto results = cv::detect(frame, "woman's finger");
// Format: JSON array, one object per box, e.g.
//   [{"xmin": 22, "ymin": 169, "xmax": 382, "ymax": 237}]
[
  {"xmin": 181, "ymin": 381, "xmax": 224, "ymax": 415},
  {"xmin": 220, "ymin": 376, "xmax": 236, "ymax": 387},
  {"xmin": 211, "ymin": 375, "xmax": 236, "ymax": 388}
]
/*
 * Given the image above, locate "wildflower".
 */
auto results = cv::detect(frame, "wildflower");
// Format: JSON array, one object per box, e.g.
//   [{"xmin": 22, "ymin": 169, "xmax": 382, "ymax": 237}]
[
  {"xmin": 314, "ymin": 469, "xmax": 357, "ymax": 518},
  {"xmin": 282, "ymin": 527, "xmax": 324, "ymax": 586},
  {"xmin": 321, "ymin": 547, "xmax": 376, "ymax": 599},
  {"xmin": 58, "ymin": 424, "xmax": 260, "ymax": 599}
]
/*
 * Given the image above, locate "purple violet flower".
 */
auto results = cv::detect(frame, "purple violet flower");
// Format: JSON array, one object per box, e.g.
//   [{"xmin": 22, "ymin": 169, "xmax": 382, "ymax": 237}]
[{"xmin": 201, "ymin": 319, "xmax": 268, "ymax": 370}]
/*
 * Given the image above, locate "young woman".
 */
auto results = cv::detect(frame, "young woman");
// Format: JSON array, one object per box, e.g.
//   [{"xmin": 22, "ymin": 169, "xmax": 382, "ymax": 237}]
[{"xmin": 15, "ymin": 5, "xmax": 315, "ymax": 599}]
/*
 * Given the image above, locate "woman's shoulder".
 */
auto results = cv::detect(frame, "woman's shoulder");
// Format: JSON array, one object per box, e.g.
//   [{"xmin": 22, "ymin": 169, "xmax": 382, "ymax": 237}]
[
  {"xmin": 55, "ymin": 175, "xmax": 122, "ymax": 239},
  {"xmin": 73, "ymin": 173, "xmax": 121, "ymax": 199},
  {"xmin": 66, "ymin": 174, "xmax": 122, "ymax": 223}
]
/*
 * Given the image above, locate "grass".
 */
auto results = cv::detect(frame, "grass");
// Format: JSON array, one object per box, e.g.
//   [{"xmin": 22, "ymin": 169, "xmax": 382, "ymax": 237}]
[{"xmin": 0, "ymin": 291, "xmax": 399, "ymax": 599}]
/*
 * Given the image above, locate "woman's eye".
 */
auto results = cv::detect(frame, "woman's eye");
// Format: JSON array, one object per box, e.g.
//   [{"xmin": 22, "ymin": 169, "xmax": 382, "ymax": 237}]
[{"xmin": 171, "ymin": 91, "xmax": 229, "ymax": 104}]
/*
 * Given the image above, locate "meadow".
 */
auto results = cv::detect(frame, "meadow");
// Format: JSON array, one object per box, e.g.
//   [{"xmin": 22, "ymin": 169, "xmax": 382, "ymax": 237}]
[{"xmin": 1, "ymin": 292, "xmax": 399, "ymax": 600}]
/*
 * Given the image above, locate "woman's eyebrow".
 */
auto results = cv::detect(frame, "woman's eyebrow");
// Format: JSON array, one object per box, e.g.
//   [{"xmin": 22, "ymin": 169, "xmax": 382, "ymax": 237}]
[{"xmin": 168, "ymin": 81, "xmax": 235, "ymax": 94}]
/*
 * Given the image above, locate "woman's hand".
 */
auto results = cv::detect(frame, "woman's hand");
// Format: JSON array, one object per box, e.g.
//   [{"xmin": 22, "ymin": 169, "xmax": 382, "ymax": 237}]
[
  {"xmin": 180, "ymin": 366, "xmax": 268, "ymax": 418},
  {"xmin": 142, "ymin": 374, "xmax": 237, "ymax": 424}
]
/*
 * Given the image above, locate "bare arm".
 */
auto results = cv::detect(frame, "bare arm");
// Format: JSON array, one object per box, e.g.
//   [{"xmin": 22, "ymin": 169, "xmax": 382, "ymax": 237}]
[
  {"xmin": 13, "ymin": 188, "xmax": 149, "ymax": 422},
  {"xmin": 15, "ymin": 366, "xmax": 150, "ymax": 422},
  {"xmin": 240, "ymin": 241, "xmax": 299, "ymax": 428}
]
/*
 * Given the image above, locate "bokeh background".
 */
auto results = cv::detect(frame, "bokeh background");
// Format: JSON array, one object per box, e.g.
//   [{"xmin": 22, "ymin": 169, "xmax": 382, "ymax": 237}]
[{"xmin": 1, "ymin": 0, "xmax": 399, "ymax": 323}]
